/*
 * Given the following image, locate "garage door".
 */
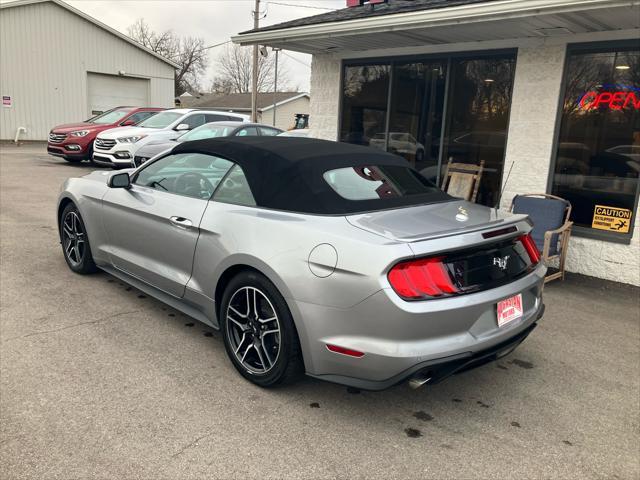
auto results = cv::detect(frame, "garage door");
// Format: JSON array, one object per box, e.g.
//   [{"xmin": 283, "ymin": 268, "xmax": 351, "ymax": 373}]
[{"xmin": 87, "ymin": 73, "xmax": 150, "ymax": 116}]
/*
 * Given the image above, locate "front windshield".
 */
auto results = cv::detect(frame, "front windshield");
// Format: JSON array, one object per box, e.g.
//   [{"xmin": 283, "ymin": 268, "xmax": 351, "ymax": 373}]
[
  {"xmin": 178, "ymin": 124, "xmax": 235, "ymax": 142},
  {"xmin": 89, "ymin": 108, "xmax": 130, "ymax": 125},
  {"xmin": 138, "ymin": 111, "xmax": 183, "ymax": 129}
]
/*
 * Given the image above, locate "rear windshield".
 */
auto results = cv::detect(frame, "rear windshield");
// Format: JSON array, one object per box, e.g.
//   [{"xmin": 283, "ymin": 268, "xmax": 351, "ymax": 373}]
[
  {"xmin": 90, "ymin": 108, "xmax": 130, "ymax": 125},
  {"xmin": 139, "ymin": 111, "xmax": 182, "ymax": 129},
  {"xmin": 323, "ymin": 165, "xmax": 440, "ymax": 201}
]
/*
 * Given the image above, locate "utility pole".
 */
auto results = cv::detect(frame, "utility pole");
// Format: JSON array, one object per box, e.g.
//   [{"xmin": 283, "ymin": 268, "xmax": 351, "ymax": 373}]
[
  {"xmin": 251, "ymin": 0, "xmax": 260, "ymax": 123},
  {"xmin": 272, "ymin": 47, "xmax": 281, "ymax": 126}
]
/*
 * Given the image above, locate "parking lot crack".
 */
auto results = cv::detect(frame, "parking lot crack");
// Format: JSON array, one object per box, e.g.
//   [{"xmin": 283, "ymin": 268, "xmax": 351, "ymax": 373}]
[
  {"xmin": 171, "ymin": 432, "xmax": 215, "ymax": 458},
  {"xmin": 2, "ymin": 310, "xmax": 142, "ymax": 343}
]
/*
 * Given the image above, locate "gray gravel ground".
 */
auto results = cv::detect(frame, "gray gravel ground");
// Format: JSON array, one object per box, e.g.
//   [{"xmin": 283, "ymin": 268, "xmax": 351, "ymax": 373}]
[{"xmin": 1, "ymin": 143, "xmax": 639, "ymax": 480}]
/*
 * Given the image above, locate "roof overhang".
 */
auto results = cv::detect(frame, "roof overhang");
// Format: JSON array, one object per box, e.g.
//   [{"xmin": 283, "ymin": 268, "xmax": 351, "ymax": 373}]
[
  {"xmin": 261, "ymin": 93, "xmax": 310, "ymax": 112},
  {"xmin": 232, "ymin": 0, "xmax": 640, "ymax": 54},
  {"xmin": 1, "ymin": 0, "xmax": 180, "ymax": 68}
]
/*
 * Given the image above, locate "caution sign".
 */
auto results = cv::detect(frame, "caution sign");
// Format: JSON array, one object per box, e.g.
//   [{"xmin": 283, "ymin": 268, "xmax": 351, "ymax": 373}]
[{"xmin": 592, "ymin": 205, "xmax": 632, "ymax": 233}]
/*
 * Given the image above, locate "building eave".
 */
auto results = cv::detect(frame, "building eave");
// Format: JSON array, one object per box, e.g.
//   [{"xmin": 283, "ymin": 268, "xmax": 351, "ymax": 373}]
[
  {"xmin": 260, "ymin": 93, "xmax": 310, "ymax": 112},
  {"xmin": 233, "ymin": 0, "xmax": 639, "ymax": 53}
]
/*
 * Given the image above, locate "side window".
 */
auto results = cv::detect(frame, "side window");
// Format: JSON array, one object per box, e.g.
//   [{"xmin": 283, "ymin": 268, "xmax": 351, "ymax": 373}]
[
  {"xmin": 236, "ymin": 127, "xmax": 259, "ymax": 137},
  {"xmin": 134, "ymin": 153, "xmax": 233, "ymax": 200},
  {"xmin": 212, "ymin": 165, "xmax": 256, "ymax": 206},
  {"xmin": 226, "ymin": 115, "xmax": 244, "ymax": 122},
  {"xmin": 259, "ymin": 127, "xmax": 280, "ymax": 137},
  {"xmin": 204, "ymin": 114, "xmax": 227, "ymax": 123},
  {"xmin": 126, "ymin": 111, "xmax": 156, "ymax": 125},
  {"xmin": 181, "ymin": 114, "xmax": 206, "ymax": 130}
]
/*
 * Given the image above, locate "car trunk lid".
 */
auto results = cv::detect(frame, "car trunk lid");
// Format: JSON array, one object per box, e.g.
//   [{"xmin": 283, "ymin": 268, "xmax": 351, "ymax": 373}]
[
  {"xmin": 346, "ymin": 199, "xmax": 521, "ymax": 243},
  {"xmin": 347, "ymin": 200, "xmax": 537, "ymax": 297}
]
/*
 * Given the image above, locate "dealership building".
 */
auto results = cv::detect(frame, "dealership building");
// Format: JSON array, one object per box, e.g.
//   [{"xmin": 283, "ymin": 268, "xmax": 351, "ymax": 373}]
[
  {"xmin": 0, "ymin": 0, "xmax": 176, "ymax": 141},
  {"xmin": 235, "ymin": 0, "xmax": 640, "ymax": 285}
]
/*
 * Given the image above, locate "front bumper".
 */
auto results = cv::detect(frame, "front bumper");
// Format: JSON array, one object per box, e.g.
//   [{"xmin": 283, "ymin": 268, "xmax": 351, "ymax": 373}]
[
  {"xmin": 296, "ymin": 264, "xmax": 546, "ymax": 390},
  {"xmin": 92, "ymin": 150, "xmax": 134, "ymax": 168},
  {"xmin": 47, "ymin": 142, "xmax": 92, "ymax": 160}
]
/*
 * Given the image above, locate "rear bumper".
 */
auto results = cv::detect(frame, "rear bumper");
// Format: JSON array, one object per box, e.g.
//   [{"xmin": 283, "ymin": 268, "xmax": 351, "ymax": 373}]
[{"xmin": 296, "ymin": 264, "xmax": 546, "ymax": 390}]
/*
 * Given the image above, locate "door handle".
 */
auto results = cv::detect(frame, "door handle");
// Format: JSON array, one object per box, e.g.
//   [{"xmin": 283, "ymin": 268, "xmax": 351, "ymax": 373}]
[{"xmin": 169, "ymin": 216, "xmax": 193, "ymax": 228}]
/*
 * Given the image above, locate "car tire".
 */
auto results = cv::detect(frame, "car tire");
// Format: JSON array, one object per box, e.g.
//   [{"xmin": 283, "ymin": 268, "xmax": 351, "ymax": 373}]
[
  {"xmin": 60, "ymin": 203, "xmax": 98, "ymax": 274},
  {"xmin": 220, "ymin": 270, "xmax": 303, "ymax": 387}
]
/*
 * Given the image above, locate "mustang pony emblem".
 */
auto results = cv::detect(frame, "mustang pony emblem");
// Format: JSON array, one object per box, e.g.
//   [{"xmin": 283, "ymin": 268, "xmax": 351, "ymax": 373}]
[
  {"xmin": 455, "ymin": 206, "xmax": 469, "ymax": 222},
  {"xmin": 493, "ymin": 255, "xmax": 510, "ymax": 271}
]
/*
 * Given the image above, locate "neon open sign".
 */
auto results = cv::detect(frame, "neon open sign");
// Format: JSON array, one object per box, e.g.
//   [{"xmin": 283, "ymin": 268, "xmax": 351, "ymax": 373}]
[{"xmin": 579, "ymin": 91, "xmax": 640, "ymax": 110}]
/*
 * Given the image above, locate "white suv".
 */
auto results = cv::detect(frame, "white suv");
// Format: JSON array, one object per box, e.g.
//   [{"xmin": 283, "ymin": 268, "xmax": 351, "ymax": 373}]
[{"xmin": 92, "ymin": 109, "xmax": 249, "ymax": 168}]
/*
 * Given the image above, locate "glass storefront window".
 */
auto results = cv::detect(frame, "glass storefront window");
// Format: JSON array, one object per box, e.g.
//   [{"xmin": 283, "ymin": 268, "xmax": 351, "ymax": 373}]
[
  {"xmin": 551, "ymin": 44, "xmax": 639, "ymax": 238},
  {"xmin": 340, "ymin": 52, "xmax": 517, "ymax": 207},
  {"xmin": 340, "ymin": 64, "xmax": 390, "ymax": 146},
  {"xmin": 442, "ymin": 57, "xmax": 516, "ymax": 207}
]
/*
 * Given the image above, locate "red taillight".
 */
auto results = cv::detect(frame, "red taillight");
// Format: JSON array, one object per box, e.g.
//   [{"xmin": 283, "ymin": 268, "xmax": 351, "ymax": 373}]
[
  {"xmin": 326, "ymin": 344, "xmax": 365, "ymax": 358},
  {"xmin": 519, "ymin": 233, "xmax": 541, "ymax": 265},
  {"xmin": 387, "ymin": 257, "xmax": 459, "ymax": 300}
]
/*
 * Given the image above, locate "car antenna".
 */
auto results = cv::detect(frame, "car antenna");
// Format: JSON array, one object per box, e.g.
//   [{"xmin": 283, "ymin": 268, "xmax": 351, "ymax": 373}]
[{"xmin": 495, "ymin": 160, "xmax": 515, "ymax": 212}]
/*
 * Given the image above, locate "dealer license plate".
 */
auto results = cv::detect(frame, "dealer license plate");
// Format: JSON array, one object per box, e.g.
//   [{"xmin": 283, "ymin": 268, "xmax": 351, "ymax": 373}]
[{"xmin": 497, "ymin": 294, "xmax": 523, "ymax": 327}]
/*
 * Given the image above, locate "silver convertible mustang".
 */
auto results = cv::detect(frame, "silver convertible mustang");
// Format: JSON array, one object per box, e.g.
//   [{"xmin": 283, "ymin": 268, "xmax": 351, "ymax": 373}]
[{"xmin": 57, "ymin": 137, "xmax": 546, "ymax": 390}]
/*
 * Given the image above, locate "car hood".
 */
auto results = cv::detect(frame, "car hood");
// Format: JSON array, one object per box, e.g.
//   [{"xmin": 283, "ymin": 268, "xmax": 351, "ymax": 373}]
[
  {"xmin": 346, "ymin": 199, "xmax": 525, "ymax": 243},
  {"xmin": 135, "ymin": 140, "xmax": 176, "ymax": 158},
  {"xmin": 97, "ymin": 126, "xmax": 155, "ymax": 139},
  {"xmin": 51, "ymin": 122, "xmax": 104, "ymax": 133}
]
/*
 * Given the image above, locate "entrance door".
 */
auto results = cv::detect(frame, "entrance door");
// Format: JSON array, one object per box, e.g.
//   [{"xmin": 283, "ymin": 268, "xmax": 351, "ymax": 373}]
[
  {"xmin": 440, "ymin": 57, "xmax": 517, "ymax": 207},
  {"xmin": 386, "ymin": 61, "xmax": 447, "ymax": 185}
]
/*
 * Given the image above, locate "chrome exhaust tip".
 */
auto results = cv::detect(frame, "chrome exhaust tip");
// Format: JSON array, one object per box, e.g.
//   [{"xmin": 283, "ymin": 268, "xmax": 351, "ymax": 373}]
[{"xmin": 408, "ymin": 372, "xmax": 432, "ymax": 389}]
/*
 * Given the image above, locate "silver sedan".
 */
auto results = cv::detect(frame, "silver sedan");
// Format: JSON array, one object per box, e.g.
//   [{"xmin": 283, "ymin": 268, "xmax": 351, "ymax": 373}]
[{"xmin": 57, "ymin": 137, "xmax": 545, "ymax": 390}]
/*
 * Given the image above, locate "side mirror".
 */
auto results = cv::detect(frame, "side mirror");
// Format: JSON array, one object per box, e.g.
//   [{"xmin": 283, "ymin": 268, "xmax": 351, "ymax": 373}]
[
  {"xmin": 108, "ymin": 172, "xmax": 131, "ymax": 189},
  {"xmin": 121, "ymin": 119, "xmax": 135, "ymax": 126},
  {"xmin": 175, "ymin": 123, "xmax": 190, "ymax": 131}
]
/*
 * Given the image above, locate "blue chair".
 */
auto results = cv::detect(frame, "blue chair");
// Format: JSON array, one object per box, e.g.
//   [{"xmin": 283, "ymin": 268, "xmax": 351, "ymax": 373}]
[{"xmin": 511, "ymin": 194, "xmax": 573, "ymax": 282}]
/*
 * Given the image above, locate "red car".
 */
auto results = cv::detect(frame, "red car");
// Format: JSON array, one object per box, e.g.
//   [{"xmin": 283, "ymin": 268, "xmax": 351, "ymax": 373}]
[{"xmin": 47, "ymin": 107, "xmax": 164, "ymax": 163}]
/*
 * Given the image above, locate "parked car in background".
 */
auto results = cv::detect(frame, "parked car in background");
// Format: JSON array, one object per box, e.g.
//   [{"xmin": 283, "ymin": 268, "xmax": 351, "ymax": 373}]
[
  {"xmin": 133, "ymin": 122, "xmax": 283, "ymax": 167},
  {"xmin": 47, "ymin": 107, "xmax": 163, "ymax": 163},
  {"xmin": 57, "ymin": 137, "xmax": 545, "ymax": 390},
  {"xmin": 278, "ymin": 129, "xmax": 311, "ymax": 138},
  {"xmin": 92, "ymin": 109, "xmax": 250, "ymax": 168},
  {"xmin": 370, "ymin": 132, "xmax": 425, "ymax": 162}
]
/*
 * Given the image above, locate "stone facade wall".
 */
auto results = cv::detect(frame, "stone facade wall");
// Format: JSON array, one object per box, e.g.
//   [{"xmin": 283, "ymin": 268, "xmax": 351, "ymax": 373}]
[
  {"xmin": 307, "ymin": 42, "xmax": 640, "ymax": 286},
  {"xmin": 308, "ymin": 54, "xmax": 341, "ymax": 141}
]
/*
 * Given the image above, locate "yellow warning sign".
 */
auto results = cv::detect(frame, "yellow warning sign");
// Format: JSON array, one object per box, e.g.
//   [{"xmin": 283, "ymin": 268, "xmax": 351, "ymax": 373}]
[{"xmin": 591, "ymin": 205, "xmax": 632, "ymax": 233}]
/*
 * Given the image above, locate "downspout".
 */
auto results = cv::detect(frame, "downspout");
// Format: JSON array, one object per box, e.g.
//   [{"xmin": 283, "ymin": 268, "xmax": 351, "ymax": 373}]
[{"xmin": 14, "ymin": 127, "xmax": 26, "ymax": 144}]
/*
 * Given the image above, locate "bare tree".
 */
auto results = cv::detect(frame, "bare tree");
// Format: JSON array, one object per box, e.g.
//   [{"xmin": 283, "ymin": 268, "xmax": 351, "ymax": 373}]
[
  {"xmin": 127, "ymin": 19, "xmax": 208, "ymax": 96},
  {"xmin": 210, "ymin": 44, "xmax": 291, "ymax": 94}
]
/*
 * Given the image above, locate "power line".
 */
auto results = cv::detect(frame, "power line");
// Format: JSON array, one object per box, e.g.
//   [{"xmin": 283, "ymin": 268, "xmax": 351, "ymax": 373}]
[
  {"xmin": 282, "ymin": 51, "xmax": 311, "ymax": 68},
  {"xmin": 201, "ymin": 40, "xmax": 232, "ymax": 52},
  {"xmin": 268, "ymin": 1, "xmax": 335, "ymax": 10}
]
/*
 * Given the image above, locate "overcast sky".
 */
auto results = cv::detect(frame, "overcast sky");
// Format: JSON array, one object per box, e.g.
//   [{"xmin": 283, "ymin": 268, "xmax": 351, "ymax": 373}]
[{"xmin": 56, "ymin": 0, "xmax": 347, "ymax": 92}]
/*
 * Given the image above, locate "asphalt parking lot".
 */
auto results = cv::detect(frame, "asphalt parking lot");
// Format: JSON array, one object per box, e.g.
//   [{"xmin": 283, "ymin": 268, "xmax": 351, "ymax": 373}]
[{"xmin": 1, "ymin": 143, "xmax": 639, "ymax": 479}]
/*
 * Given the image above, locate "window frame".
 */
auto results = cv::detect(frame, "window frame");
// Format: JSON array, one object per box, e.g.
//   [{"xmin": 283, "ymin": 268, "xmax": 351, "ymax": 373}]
[
  {"xmin": 131, "ymin": 151, "xmax": 235, "ymax": 200},
  {"xmin": 545, "ymin": 39, "xmax": 640, "ymax": 245},
  {"xmin": 211, "ymin": 163, "xmax": 257, "ymax": 207},
  {"xmin": 338, "ymin": 48, "xmax": 518, "ymax": 192}
]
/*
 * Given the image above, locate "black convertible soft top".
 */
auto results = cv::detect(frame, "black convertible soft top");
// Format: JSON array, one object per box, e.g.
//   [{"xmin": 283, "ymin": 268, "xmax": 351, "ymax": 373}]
[{"xmin": 172, "ymin": 136, "xmax": 450, "ymax": 215}]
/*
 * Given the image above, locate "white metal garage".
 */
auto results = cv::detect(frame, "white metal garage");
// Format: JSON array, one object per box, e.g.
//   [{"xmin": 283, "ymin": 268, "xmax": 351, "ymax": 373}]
[
  {"xmin": 0, "ymin": 0, "xmax": 177, "ymax": 141},
  {"xmin": 87, "ymin": 73, "xmax": 150, "ymax": 116}
]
